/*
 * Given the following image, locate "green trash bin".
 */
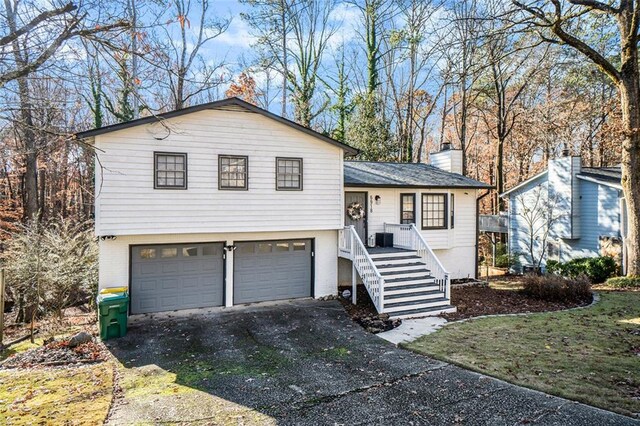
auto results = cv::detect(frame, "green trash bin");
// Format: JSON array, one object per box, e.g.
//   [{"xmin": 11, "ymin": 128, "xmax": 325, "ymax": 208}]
[{"xmin": 97, "ymin": 290, "xmax": 128, "ymax": 341}]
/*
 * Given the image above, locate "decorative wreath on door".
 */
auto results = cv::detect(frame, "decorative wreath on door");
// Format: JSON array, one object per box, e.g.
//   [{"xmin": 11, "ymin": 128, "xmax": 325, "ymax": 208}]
[{"xmin": 347, "ymin": 202, "xmax": 365, "ymax": 221}]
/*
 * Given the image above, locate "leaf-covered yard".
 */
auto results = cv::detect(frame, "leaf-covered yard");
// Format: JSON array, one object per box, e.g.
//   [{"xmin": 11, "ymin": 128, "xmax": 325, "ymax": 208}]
[
  {"xmin": 0, "ymin": 363, "xmax": 113, "ymax": 425},
  {"xmin": 406, "ymin": 290, "xmax": 640, "ymax": 417}
]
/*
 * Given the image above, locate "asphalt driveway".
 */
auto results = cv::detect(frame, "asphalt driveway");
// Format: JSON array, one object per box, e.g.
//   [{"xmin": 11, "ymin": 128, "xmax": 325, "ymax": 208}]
[{"xmin": 105, "ymin": 300, "xmax": 637, "ymax": 425}]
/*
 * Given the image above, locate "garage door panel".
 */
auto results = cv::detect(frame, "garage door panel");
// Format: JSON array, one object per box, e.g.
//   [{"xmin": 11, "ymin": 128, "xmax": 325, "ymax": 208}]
[
  {"xmin": 131, "ymin": 243, "xmax": 224, "ymax": 314},
  {"xmin": 234, "ymin": 239, "xmax": 312, "ymax": 305}
]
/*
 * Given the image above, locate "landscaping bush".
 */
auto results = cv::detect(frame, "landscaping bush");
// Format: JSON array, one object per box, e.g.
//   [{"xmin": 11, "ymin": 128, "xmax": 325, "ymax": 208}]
[
  {"xmin": 495, "ymin": 253, "xmax": 515, "ymax": 268},
  {"xmin": 544, "ymin": 256, "xmax": 618, "ymax": 283},
  {"xmin": 605, "ymin": 276, "xmax": 640, "ymax": 288},
  {"xmin": 521, "ymin": 274, "xmax": 591, "ymax": 303},
  {"xmin": 1, "ymin": 218, "xmax": 98, "ymax": 323}
]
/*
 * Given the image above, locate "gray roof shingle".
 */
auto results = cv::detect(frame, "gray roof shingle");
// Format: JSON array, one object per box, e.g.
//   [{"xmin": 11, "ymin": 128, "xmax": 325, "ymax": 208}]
[
  {"xmin": 578, "ymin": 166, "xmax": 621, "ymax": 185},
  {"xmin": 344, "ymin": 161, "xmax": 491, "ymax": 189}
]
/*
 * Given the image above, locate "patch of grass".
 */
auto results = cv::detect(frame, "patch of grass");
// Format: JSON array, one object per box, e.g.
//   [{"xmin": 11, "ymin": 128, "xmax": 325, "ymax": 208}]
[
  {"xmin": 0, "ymin": 363, "xmax": 113, "ymax": 425},
  {"xmin": 0, "ymin": 339, "xmax": 42, "ymax": 362},
  {"xmin": 605, "ymin": 276, "xmax": 640, "ymax": 289},
  {"xmin": 405, "ymin": 291, "xmax": 640, "ymax": 417}
]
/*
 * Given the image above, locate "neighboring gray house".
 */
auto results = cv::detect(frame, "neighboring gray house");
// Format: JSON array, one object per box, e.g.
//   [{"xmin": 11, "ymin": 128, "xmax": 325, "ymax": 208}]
[{"xmin": 501, "ymin": 155, "xmax": 627, "ymax": 273}]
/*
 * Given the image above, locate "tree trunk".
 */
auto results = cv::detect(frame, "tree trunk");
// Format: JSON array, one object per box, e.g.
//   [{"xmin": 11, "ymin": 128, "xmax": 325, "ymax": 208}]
[{"xmin": 619, "ymin": 77, "xmax": 640, "ymax": 275}]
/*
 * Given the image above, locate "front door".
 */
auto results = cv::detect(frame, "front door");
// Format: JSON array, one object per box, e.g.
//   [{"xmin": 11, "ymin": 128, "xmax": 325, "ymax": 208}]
[{"xmin": 345, "ymin": 191, "xmax": 367, "ymax": 243}]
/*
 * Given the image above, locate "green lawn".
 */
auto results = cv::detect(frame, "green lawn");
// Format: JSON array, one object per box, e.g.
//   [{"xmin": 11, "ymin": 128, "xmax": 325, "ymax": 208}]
[{"xmin": 406, "ymin": 291, "xmax": 640, "ymax": 417}]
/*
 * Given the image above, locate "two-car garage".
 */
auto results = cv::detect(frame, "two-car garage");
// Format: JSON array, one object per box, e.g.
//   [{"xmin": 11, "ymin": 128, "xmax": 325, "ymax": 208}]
[{"xmin": 130, "ymin": 239, "xmax": 313, "ymax": 314}]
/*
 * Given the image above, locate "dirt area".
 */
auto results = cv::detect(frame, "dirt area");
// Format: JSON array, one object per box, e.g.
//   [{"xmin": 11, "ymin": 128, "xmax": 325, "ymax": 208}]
[
  {"xmin": 1, "ymin": 336, "xmax": 108, "ymax": 369},
  {"xmin": 2, "ymin": 304, "xmax": 97, "ymax": 344},
  {"xmin": 338, "ymin": 285, "xmax": 401, "ymax": 333},
  {"xmin": 443, "ymin": 280, "xmax": 592, "ymax": 321}
]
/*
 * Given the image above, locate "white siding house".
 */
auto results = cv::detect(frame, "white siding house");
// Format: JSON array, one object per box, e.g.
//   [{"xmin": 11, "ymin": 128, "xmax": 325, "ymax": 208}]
[{"xmin": 79, "ymin": 98, "xmax": 490, "ymax": 319}]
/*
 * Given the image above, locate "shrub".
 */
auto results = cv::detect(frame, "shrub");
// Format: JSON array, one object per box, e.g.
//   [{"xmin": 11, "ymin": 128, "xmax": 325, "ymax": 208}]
[
  {"xmin": 495, "ymin": 254, "xmax": 514, "ymax": 268},
  {"xmin": 545, "ymin": 260, "xmax": 563, "ymax": 275},
  {"xmin": 605, "ymin": 276, "xmax": 640, "ymax": 288},
  {"xmin": 521, "ymin": 274, "xmax": 592, "ymax": 303},
  {"xmin": 2, "ymin": 218, "xmax": 98, "ymax": 323},
  {"xmin": 544, "ymin": 256, "xmax": 618, "ymax": 284}
]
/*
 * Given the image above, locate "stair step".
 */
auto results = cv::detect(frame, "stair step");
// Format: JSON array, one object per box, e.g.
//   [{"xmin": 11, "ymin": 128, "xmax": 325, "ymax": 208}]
[
  {"xmin": 380, "ymin": 269, "xmax": 431, "ymax": 278},
  {"xmin": 383, "ymin": 298, "xmax": 451, "ymax": 313},
  {"xmin": 384, "ymin": 275, "xmax": 436, "ymax": 285},
  {"xmin": 384, "ymin": 290, "xmax": 444, "ymax": 303},
  {"xmin": 368, "ymin": 250, "xmax": 418, "ymax": 259},
  {"xmin": 387, "ymin": 305, "xmax": 457, "ymax": 319},
  {"xmin": 372, "ymin": 255, "xmax": 422, "ymax": 265},
  {"xmin": 376, "ymin": 262, "xmax": 427, "ymax": 273},
  {"xmin": 384, "ymin": 283, "xmax": 441, "ymax": 294}
]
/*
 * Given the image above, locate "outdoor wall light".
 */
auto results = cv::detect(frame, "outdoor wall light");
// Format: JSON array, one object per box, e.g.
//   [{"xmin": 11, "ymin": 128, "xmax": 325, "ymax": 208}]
[{"xmin": 375, "ymin": 195, "xmax": 381, "ymax": 205}]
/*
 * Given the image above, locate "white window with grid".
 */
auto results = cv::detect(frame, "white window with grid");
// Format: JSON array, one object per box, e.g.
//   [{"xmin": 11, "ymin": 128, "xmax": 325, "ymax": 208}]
[
  {"xmin": 276, "ymin": 158, "xmax": 302, "ymax": 190},
  {"xmin": 422, "ymin": 193, "xmax": 447, "ymax": 229}
]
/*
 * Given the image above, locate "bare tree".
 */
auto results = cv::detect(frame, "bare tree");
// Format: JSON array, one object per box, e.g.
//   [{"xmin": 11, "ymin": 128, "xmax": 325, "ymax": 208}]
[
  {"xmin": 512, "ymin": 0, "xmax": 640, "ymax": 276},
  {"xmin": 1, "ymin": 0, "xmax": 127, "ymax": 221},
  {"xmin": 514, "ymin": 185, "xmax": 560, "ymax": 270},
  {"xmin": 152, "ymin": 0, "xmax": 229, "ymax": 110}
]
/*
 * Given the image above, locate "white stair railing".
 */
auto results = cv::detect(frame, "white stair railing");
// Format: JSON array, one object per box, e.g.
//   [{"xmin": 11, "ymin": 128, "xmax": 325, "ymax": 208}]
[
  {"xmin": 338, "ymin": 226, "xmax": 385, "ymax": 312},
  {"xmin": 384, "ymin": 223, "xmax": 450, "ymax": 300}
]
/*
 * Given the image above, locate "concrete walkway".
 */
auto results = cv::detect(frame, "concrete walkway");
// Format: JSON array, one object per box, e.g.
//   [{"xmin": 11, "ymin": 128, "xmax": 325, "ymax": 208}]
[
  {"xmin": 105, "ymin": 300, "xmax": 637, "ymax": 425},
  {"xmin": 378, "ymin": 316, "xmax": 448, "ymax": 345}
]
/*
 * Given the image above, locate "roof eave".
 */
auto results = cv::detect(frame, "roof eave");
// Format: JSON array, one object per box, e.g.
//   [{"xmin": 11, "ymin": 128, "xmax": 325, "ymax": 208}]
[
  {"xmin": 344, "ymin": 183, "xmax": 493, "ymax": 189},
  {"xmin": 576, "ymin": 174, "xmax": 622, "ymax": 190},
  {"xmin": 500, "ymin": 170, "xmax": 548, "ymax": 198},
  {"xmin": 74, "ymin": 97, "xmax": 358, "ymax": 155}
]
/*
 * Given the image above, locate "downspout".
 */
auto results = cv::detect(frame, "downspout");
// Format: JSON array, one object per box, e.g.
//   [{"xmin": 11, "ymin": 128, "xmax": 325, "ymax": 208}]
[{"xmin": 476, "ymin": 189, "xmax": 492, "ymax": 279}]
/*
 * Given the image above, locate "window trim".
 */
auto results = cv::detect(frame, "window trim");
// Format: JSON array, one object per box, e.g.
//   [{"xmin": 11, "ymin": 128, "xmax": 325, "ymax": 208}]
[
  {"xmin": 450, "ymin": 193, "xmax": 455, "ymax": 229},
  {"xmin": 421, "ymin": 193, "xmax": 448, "ymax": 230},
  {"xmin": 218, "ymin": 155, "xmax": 249, "ymax": 191},
  {"xmin": 154, "ymin": 151, "xmax": 188, "ymax": 190},
  {"xmin": 275, "ymin": 157, "xmax": 303, "ymax": 191},
  {"xmin": 400, "ymin": 193, "xmax": 416, "ymax": 225}
]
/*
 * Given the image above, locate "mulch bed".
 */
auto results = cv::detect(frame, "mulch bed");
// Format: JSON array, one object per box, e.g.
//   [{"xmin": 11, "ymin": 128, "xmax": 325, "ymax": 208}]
[
  {"xmin": 338, "ymin": 285, "xmax": 401, "ymax": 333},
  {"xmin": 1, "ymin": 335, "xmax": 108, "ymax": 369},
  {"xmin": 442, "ymin": 284, "xmax": 593, "ymax": 321}
]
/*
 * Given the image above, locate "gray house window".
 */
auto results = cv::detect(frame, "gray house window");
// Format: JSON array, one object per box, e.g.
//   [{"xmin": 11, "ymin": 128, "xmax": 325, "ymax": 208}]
[
  {"xmin": 154, "ymin": 152, "xmax": 187, "ymax": 189},
  {"xmin": 219, "ymin": 155, "xmax": 248, "ymax": 190},
  {"xmin": 276, "ymin": 157, "xmax": 302, "ymax": 190},
  {"xmin": 422, "ymin": 193, "xmax": 447, "ymax": 230}
]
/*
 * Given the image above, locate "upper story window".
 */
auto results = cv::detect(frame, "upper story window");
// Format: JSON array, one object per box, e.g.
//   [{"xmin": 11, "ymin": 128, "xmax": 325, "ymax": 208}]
[
  {"xmin": 400, "ymin": 193, "xmax": 415, "ymax": 224},
  {"xmin": 219, "ymin": 155, "xmax": 248, "ymax": 190},
  {"xmin": 154, "ymin": 152, "xmax": 187, "ymax": 189},
  {"xmin": 422, "ymin": 193, "xmax": 447, "ymax": 230},
  {"xmin": 276, "ymin": 157, "xmax": 303, "ymax": 190}
]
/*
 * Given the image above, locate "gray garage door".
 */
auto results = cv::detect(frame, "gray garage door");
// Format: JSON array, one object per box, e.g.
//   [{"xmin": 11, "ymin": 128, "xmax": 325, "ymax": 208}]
[
  {"xmin": 234, "ymin": 239, "xmax": 312, "ymax": 304},
  {"xmin": 131, "ymin": 243, "xmax": 225, "ymax": 314}
]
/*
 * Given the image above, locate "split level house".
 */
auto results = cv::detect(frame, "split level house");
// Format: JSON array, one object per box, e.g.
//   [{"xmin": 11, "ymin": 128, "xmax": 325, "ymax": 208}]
[
  {"xmin": 501, "ymin": 155, "xmax": 628, "ymax": 274},
  {"xmin": 77, "ymin": 98, "xmax": 490, "ymax": 319}
]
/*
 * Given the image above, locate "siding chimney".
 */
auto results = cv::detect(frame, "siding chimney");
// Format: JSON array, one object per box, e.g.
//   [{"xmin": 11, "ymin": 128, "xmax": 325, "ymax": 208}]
[
  {"xmin": 548, "ymin": 156, "xmax": 581, "ymax": 240},
  {"xmin": 429, "ymin": 144, "xmax": 463, "ymax": 175}
]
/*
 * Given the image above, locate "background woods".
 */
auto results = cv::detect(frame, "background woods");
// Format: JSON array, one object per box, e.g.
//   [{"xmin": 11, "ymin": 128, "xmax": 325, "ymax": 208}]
[{"xmin": 0, "ymin": 0, "xmax": 628, "ymax": 241}]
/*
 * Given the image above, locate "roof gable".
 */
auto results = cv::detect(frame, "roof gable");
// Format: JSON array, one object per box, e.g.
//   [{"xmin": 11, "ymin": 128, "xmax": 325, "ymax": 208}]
[{"xmin": 75, "ymin": 97, "xmax": 358, "ymax": 155}]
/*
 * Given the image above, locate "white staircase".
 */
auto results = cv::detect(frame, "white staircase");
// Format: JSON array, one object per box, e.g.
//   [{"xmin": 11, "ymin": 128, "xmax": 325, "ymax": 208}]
[
  {"xmin": 370, "ymin": 250, "xmax": 455, "ymax": 319},
  {"xmin": 338, "ymin": 224, "xmax": 456, "ymax": 319}
]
